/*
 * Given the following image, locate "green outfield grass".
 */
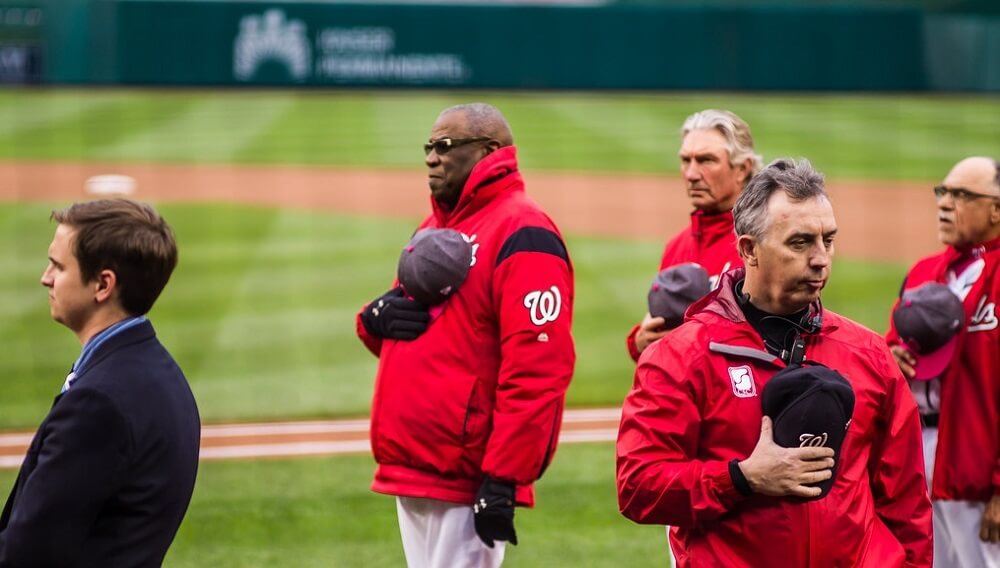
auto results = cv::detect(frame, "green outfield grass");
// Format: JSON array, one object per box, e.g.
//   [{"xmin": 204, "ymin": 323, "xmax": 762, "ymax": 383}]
[
  {"xmin": 0, "ymin": 201, "xmax": 904, "ymax": 428},
  {"xmin": 0, "ymin": 442, "xmax": 670, "ymax": 567},
  {"xmin": 0, "ymin": 89, "xmax": 998, "ymax": 180}
]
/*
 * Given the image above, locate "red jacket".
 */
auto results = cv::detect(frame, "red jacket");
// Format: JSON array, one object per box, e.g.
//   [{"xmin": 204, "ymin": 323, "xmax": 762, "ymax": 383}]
[
  {"xmin": 885, "ymin": 236, "xmax": 1000, "ymax": 502},
  {"xmin": 617, "ymin": 269, "xmax": 932, "ymax": 568},
  {"xmin": 356, "ymin": 146, "xmax": 575, "ymax": 507},
  {"xmin": 626, "ymin": 210, "xmax": 743, "ymax": 361}
]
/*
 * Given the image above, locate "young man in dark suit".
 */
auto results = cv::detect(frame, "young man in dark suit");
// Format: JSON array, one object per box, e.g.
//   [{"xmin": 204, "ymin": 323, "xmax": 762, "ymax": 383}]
[{"xmin": 0, "ymin": 199, "xmax": 201, "ymax": 567}]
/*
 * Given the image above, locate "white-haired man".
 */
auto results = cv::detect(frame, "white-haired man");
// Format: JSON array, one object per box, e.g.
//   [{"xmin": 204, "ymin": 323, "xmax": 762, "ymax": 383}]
[{"xmin": 626, "ymin": 109, "xmax": 763, "ymax": 360}]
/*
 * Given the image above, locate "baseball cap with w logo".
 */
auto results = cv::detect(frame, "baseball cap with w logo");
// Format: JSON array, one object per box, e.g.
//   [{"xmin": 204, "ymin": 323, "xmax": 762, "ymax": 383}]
[
  {"xmin": 762, "ymin": 364, "xmax": 855, "ymax": 499},
  {"xmin": 892, "ymin": 282, "xmax": 964, "ymax": 381}
]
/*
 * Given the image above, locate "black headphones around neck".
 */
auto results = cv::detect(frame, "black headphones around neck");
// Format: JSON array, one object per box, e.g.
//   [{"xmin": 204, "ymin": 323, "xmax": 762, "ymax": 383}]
[{"xmin": 736, "ymin": 279, "xmax": 824, "ymax": 335}]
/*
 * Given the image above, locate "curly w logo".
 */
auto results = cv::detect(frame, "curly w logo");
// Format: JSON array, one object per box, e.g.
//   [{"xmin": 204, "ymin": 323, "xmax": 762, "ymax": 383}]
[
  {"xmin": 969, "ymin": 295, "xmax": 998, "ymax": 332},
  {"xmin": 523, "ymin": 286, "xmax": 562, "ymax": 326},
  {"xmin": 799, "ymin": 433, "xmax": 829, "ymax": 447}
]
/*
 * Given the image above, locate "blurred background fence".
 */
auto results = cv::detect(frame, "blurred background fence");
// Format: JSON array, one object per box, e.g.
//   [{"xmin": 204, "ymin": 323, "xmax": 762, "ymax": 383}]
[{"xmin": 1, "ymin": 0, "xmax": 998, "ymax": 91}]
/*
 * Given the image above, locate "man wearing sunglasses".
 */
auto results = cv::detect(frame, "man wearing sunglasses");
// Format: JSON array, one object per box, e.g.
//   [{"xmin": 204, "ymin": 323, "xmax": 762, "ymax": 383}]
[
  {"xmin": 885, "ymin": 156, "xmax": 1000, "ymax": 567},
  {"xmin": 356, "ymin": 103, "xmax": 575, "ymax": 567},
  {"xmin": 625, "ymin": 109, "xmax": 762, "ymax": 362}
]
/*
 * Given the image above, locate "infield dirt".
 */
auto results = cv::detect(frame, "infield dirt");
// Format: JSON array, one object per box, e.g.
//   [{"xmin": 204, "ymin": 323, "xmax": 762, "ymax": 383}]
[{"xmin": 0, "ymin": 160, "xmax": 940, "ymax": 262}]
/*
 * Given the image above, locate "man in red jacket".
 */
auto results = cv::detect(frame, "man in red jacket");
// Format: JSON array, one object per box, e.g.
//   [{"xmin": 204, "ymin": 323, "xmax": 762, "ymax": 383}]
[
  {"xmin": 626, "ymin": 109, "xmax": 762, "ymax": 361},
  {"xmin": 356, "ymin": 103, "xmax": 575, "ymax": 567},
  {"xmin": 617, "ymin": 158, "xmax": 932, "ymax": 567},
  {"xmin": 886, "ymin": 156, "xmax": 1000, "ymax": 567}
]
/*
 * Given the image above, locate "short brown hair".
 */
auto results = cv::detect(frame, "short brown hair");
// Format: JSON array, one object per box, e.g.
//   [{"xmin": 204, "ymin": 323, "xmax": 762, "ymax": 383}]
[{"xmin": 51, "ymin": 199, "xmax": 178, "ymax": 315}]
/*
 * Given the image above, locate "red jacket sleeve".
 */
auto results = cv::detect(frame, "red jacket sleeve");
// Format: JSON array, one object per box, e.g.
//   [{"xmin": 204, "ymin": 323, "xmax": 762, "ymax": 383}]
[
  {"xmin": 481, "ymin": 228, "xmax": 575, "ymax": 486},
  {"xmin": 616, "ymin": 340, "xmax": 748, "ymax": 526},
  {"xmin": 867, "ymin": 344, "xmax": 934, "ymax": 568},
  {"xmin": 355, "ymin": 304, "xmax": 383, "ymax": 357},
  {"xmin": 994, "ymin": 459, "xmax": 1000, "ymax": 496},
  {"xmin": 625, "ymin": 323, "xmax": 642, "ymax": 362}
]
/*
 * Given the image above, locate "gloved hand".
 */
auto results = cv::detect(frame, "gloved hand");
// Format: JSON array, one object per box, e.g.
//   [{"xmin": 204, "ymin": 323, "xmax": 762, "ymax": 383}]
[
  {"xmin": 473, "ymin": 477, "xmax": 518, "ymax": 548},
  {"xmin": 360, "ymin": 287, "xmax": 430, "ymax": 340}
]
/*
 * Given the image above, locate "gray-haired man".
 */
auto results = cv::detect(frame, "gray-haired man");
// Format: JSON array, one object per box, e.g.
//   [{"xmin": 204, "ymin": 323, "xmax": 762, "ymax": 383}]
[
  {"xmin": 617, "ymin": 159, "xmax": 932, "ymax": 567},
  {"xmin": 626, "ymin": 109, "xmax": 763, "ymax": 360}
]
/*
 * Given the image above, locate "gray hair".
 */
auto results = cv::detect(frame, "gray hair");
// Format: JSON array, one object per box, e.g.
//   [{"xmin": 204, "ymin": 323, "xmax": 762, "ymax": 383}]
[
  {"xmin": 682, "ymin": 109, "xmax": 763, "ymax": 182},
  {"xmin": 733, "ymin": 158, "xmax": 828, "ymax": 240},
  {"xmin": 440, "ymin": 103, "xmax": 513, "ymax": 146}
]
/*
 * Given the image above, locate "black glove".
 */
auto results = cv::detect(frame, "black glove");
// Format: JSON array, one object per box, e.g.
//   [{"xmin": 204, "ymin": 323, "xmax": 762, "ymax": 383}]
[
  {"xmin": 473, "ymin": 477, "xmax": 518, "ymax": 548},
  {"xmin": 360, "ymin": 287, "xmax": 430, "ymax": 340}
]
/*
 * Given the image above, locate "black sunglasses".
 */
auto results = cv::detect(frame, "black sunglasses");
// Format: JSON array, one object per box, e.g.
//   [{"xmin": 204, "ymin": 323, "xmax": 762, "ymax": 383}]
[
  {"xmin": 424, "ymin": 137, "xmax": 490, "ymax": 156},
  {"xmin": 933, "ymin": 185, "xmax": 999, "ymax": 201}
]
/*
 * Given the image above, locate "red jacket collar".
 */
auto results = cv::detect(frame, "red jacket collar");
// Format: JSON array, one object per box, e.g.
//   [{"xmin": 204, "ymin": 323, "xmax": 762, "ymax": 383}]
[
  {"xmin": 943, "ymin": 234, "xmax": 1000, "ymax": 265},
  {"xmin": 690, "ymin": 209, "xmax": 735, "ymax": 241},
  {"xmin": 924, "ymin": 235, "xmax": 1000, "ymax": 278},
  {"xmin": 431, "ymin": 145, "xmax": 522, "ymax": 225},
  {"xmin": 690, "ymin": 268, "xmax": 832, "ymax": 340}
]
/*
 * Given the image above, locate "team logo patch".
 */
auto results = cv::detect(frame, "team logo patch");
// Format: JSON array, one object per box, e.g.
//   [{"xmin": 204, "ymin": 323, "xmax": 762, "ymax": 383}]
[
  {"xmin": 948, "ymin": 258, "xmax": 984, "ymax": 301},
  {"xmin": 523, "ymin": 286, "xmax": 562, "ymax": 326},
  {"xmin": 728, "ymin": 365, "xmax": 757, "ymax": 398},
  {"xmin": 969, "ymin": 294, "xmax": 998, "ymax": 332},
  {"xmin": 461, "ymin": 233, "xmax": 480, "ymax": 267}
]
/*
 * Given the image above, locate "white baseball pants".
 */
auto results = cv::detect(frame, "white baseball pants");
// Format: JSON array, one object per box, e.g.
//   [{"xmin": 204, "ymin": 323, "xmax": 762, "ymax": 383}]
[
  {"xmin": 396, "ymin": 496, "xmax": 506, "ymax": 568},
  {"xmin": 924, "ymin": 426, "xmax": 1000, "ymax": 568}
]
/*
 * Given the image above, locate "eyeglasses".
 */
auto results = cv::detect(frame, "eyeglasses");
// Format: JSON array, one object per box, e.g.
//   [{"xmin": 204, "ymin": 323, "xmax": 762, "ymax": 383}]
[
  {"xmin": 933, "ymin": 185, "xmax": 999, "ymax": 201},
  {"xmin": 423, "ymin": 137, "xmax": 490, "ymax": 156}
]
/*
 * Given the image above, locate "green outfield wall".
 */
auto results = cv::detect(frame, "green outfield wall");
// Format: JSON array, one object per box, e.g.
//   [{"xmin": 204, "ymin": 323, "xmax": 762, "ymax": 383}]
[{"xmin": 5, "ymin": 0, "xmax": 1000, "ymax": 91}]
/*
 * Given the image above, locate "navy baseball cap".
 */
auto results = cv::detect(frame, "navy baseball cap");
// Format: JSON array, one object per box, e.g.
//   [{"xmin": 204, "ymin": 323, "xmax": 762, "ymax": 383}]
[
  {"xmin": 647, "ymin": 263, "xmax": 712, "ymax": 328},
  {"xmin": 761, "ymin": 364, "xmax": 855, "ymax": 499},
  {"xmin": 397, "ymin": 228, "xmax": 473, "ymax": 306},
  {"xmin": 892, "ymin": 282, "xmax": 964, "ymax": 381}
]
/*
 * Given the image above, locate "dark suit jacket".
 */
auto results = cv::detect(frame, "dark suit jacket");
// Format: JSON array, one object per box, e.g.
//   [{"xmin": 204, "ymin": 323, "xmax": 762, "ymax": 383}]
[{"xmin": 0, "ymin": 320, "xmax": 200, "ymax": 567}]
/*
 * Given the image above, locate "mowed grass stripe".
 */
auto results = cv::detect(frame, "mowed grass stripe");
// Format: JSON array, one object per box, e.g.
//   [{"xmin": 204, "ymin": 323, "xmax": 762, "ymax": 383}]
[
  {"xmin": 0, "ymin": 202, "xmax": 77, "ymax": 426},
  {"xmin": 182, "ymin": 357, "xmax": 378, "ymax": 424},
  {"xmin": 152, "ymin": 203, "xmax": 285, "ymax": 394},
  {"xmin": 369, "ymin": 94, "xmax": 459, "ymax": 166},
  {"xmin": 235, "ymin": 94, "xmax": 383, "ymax": 167},
  {"xmin": 0, "ymin": 90, "xmax": 997, "ymax": 179},
  {"xmin": 157, "ymin": 207, "xmax": 411, "ymax": 424},
  {"xmin": 749, "ymin": 99, "xmax": 946, "ymax": 180},
  {"xmin": 139, "ymin": 442, "xmax": 667, "ymax": 567},
  {"xmin": 0, "ymin": 94, "xmax": 196, "ymax": 161},
  {"xmin": 0, "ymin": 92, "xmax": 109, "ymax": 140},
  {"xmin": 566, "ymin": 235, "xmax": 663, "ymax": 406},
  {"xmin": 526, "ymin": 96, "xmax": 673, "ymax": 172},
  {"xmin": 94, "ymin": 96, "xmax": 295, "ymax": 163}
]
